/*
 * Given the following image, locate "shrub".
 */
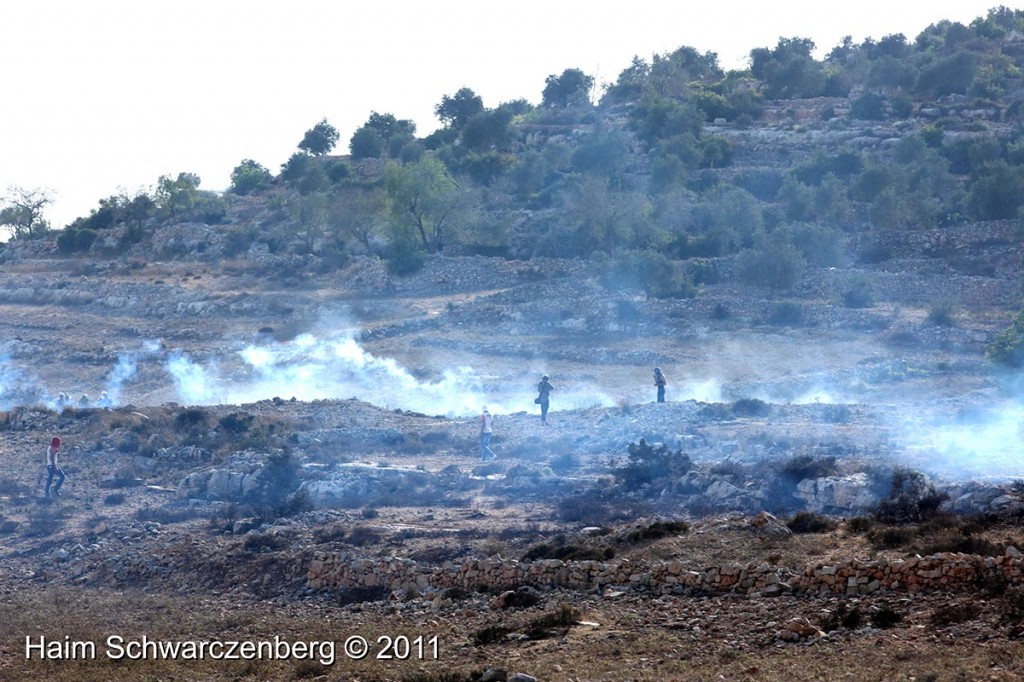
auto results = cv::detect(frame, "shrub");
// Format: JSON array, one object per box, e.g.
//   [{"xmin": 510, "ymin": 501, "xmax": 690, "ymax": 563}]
[
  {"xmin": 56, "ymin": 227, "xmax": 98, "ymax": 254},
  {"xmin": 245, "ymin": 451, "xmax": 311, "ymax": 521},
  {"xmin": 218, "ymin": 412, "xmax": 254, "ymax": 434},
  {"xmin": 786, "ymin": 511, "xmax": 838, "ymax": 533},
  {"xmin": 103, "ymin": 492, "xmax": 127, "ymax": 506},
  {"xmin": 926, "ymin": 299, "xmax": 957, "ymax": 327},
  {"xmin": 243, "ymin": 532, "xmax": 289, "ymax": 553},
  {"xmin": 731, "ymin": 398, "xmax": 771, "ymax": 417},
  {"xmin": 556, "ymin": 490, "xmax": 618, "ymax": 525},
  {"xmin": 870, "ymin": 607, "xmax": 903, "ymax": 629},
  {"xmin": 767, "ymin": 300, "xmax": 804, "ymax": 327},
  {"xmin": 931, "ymin": 601, "xmax": 983, "ymax": 626},
  {"xmin": 624, "ymin": 520, "xmax": 689, "ymax": 543},
  {"xmin": 846, "ymin": 517, "xmax": 873, "ymax": 533},
  {"xmin": 735, "ymin": 241, "xmax": 805, "ymax": 290},
  {"xmin": 987, "ymin": 309, "xmax": 1024, "ymax": 368},
  {"xmin": 868, "ymin": 526, "xmax": 915, "ymax": 549},
  {"xmin": 842, "ymin": 274, "xmax": 875, "ymax": 308},
  {"xmin": 521, "ymin": 541, "xmax": 612, "ymax": 562},
  {"xmin": 603, "ymin": 249, "xmax": 696, "ymax": 299},
  {"xmin": 613, "ymin": 439, "xmax": 692, "ymax": 492},
  {"xmin": 873, "ymin": 467, "xmax": 948, "ymax": 523},
  {"xmin": 780, "ymin": 454, "xmax": 838, "ymax": 481},
  {"xmin": 175, "ymin": 407, "xmax": 210, "ymax": 429},
  {"xmin": 384, "ymin": 233, "xmax": 425, "ymax": 276}
]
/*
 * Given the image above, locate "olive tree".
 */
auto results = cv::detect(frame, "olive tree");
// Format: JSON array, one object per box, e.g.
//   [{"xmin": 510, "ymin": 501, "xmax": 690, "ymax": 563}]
[
  {"xmin": 298, "ymin": 118, "xmax": 340, "ymax": 156},
  {"xmin": 1, "ymin": 186, "xmax": 53, "ymax": 238}
]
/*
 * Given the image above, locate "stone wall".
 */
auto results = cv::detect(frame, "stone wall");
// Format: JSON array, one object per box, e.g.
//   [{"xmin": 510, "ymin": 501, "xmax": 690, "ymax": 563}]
[{"xmin": 306, "ymin": 549, "xmax": 1024, "ymax": 598}]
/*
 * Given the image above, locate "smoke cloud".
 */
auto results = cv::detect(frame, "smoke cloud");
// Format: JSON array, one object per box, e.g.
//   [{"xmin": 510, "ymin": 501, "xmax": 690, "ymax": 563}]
[
  {"xmin": 164, "ymin": 333, "xmax": 615, "ymax": 417},
  {"xmin": 895, "ymin": 400, "xmax": 1024, "ymax": 481}
]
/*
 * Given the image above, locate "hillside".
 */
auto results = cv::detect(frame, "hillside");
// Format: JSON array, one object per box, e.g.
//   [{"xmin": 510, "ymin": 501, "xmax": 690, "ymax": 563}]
[{"xmin": 3, "ymin": 7, "xmax": 1024, "ymax": 682}]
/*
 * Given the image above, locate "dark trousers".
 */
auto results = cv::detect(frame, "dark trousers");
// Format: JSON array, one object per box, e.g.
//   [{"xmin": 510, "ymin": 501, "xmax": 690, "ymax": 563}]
[
  {"xmin": 45, "ymin": 464, "xmax": 65, "ymax": 495},
  {"xmin": 657, "ymin": 386, "xmax": 665, "ymax": 403}
]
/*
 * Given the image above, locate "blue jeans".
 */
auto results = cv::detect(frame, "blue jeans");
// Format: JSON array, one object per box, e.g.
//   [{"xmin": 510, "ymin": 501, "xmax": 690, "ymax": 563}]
[
  {"xmin": 46, "ymin": 465, "xmax": 65, "ymax": 495},
  {"xmin": 480, "ymin": 432, "xmax": 495, "ymax": 461}
]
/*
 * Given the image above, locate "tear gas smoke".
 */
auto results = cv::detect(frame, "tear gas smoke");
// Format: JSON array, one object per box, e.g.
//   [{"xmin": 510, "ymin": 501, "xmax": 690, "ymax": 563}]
[
  {"xmin": 101, "ymin": 340, "xmax": 161, "ymax": 406},
  {"xmin": 165, "ymin": 333, "xmax": 615, "ymax": 417},
  {"xmin": 0, "ymin": 354, "xmax": 45, "ymax": 411},
  {"xmin": 895, "ymin": 401, "xmax": 1024, "ymax": 481}
]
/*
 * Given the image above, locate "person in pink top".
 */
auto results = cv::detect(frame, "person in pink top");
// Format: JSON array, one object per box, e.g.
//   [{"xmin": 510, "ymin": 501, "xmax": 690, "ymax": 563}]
[{"xmin": 45, "ymin": 436, "xmax": 65, "ymax": 497}]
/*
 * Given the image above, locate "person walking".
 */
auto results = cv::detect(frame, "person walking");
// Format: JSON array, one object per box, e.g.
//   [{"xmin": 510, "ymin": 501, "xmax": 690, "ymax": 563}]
[
  {"xmin": 479, "ymin": 406, "xmax": 496, "ymax": 461},
  {"xmin": 654, "ymin": 367, "xmax": 667, "ymax": 403},
  {"xmin": 536, "ymin": 374, "xmax": 554, "ymax": 424},
  {"xmin": 45, "ymin": 436, "xmax": 65, "ymax": 497}
]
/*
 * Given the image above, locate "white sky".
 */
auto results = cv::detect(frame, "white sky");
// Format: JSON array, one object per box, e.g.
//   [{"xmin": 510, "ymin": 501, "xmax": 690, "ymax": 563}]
[{"xmin": 1, "ymin": 0, "xmax": 1014, "ymax": 230}]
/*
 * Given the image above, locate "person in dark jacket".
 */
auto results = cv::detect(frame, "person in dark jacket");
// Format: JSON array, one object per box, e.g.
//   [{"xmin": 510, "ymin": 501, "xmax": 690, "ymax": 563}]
[
  {"xmin": 536, "ymin": 375, "xmax": 554, "ymax": 424},
  {"xmin": 654, "ymin": 367, "xmax": 667, "ymax": 403}
]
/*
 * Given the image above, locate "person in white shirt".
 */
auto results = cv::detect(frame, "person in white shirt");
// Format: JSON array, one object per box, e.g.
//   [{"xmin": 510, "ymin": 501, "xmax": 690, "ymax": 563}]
[
  {"xmin": 479, "ymin": 407, "xmax": 496, "ymax": 461},
  {"xmin": 45, "ymin": 436, "xmax": 65, "ymax": 497}
]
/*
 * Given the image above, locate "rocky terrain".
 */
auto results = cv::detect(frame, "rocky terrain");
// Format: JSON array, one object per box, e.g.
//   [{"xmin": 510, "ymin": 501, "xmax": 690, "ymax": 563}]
[{"xmin": 0, "ymin": 201, "xmax": 1024, "ymax": 682}]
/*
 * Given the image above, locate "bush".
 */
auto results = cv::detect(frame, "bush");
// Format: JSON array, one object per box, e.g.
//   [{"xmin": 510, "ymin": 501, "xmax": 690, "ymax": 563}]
[
  {"xmin": 870, "ymin": 607, "xmax": 903, "ymax": 629},
  {"xmin": 926, "ymin": 299, "xmax": 957, "ymax": 327},
  {"xmin": 731, "ymin": 398, "xmax": 771, "ymax": 417},
  {"xmin": 613, "ymin": 439, "xmax": 692, "ymax": 492},
  {"xmin": 873, "ymin": 467, "xmax": 948, "ymax": 524},
  {"xmin": 767, "ymin": 300, "xmax": 804, "ymax": 327},
  {"xmin": 780, "ymin": 454, "xmax": 838, "ymax": 480},
  {"xmin": 56, "ymin": 227, "xmax": 98, "ymax": 254},
  {"xmin": 846, "ymin": 517, "xmax": 873, "ymax": 533},
  {"xmin": 841, "ymin": 274, "xmax": 875, "ymax": 308},
  {"xmin": 624, "ymin": 520, "xmax": 689, "ymax": 543},
  {"xmin": 868, "ymin": 526, "xmax": 915, "ymax": 549},
  {"xmin": 987, "ymin": 309, "xmax": 1024, "ymax": 368},
  {"xmin": 735, "ymin": 240, "xmax": 805, "ymax": 290},
  {"xmin": 245, "ymin": 451, "xmax": 312, "ymax": 521},
  {"xmin": 603, "ymin": 250, "xmax": 695, "ymax": 299},
  {"xmin": 384, "ymin": 234, "xmax": 425, "ymax": 276},
  {"xmin": 787, "ymin": 511, "xmax": 838, "ymax": 533}
]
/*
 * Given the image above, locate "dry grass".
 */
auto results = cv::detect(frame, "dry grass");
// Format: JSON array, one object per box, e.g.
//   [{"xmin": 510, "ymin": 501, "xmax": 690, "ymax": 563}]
[{"xmin": 2, "ymin": 586, "xmax": 1024, "ymax": 682}]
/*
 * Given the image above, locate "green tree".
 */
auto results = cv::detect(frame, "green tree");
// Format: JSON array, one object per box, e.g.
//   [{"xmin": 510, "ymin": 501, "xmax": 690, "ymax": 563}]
[
  {"xmin": 284, "ymin": 193, "xmax": 332, "ymax": 254},
  {"xmin": 298, "ymin": 118, "xmax": 340, "ymax": 156},
  {"xmin": 541, "ymin": 68, "xmax": 594, "ymax": 108},
  {"xmin": 349, "ymin": 112, "xmax": 417, "ymax": 159},
  {"xmin": 735, "ymin": 238, "xmax": 805, "ymax": 291},
  {"xmin": 602, "ymin": 56, "xmax": 651, "ymax": 105},
  {"xmin": 0, "ymin": 186, "xmax": 53, "ymax": 238},
  {"xmin": 548, "ymin": 175, "xmax": 658, "ymax": 255},
  {"xmin": 154, "ymin": 173, "xmax": 201, "ymax": 221},
  {"xmin": 987, "ymin": 308, "xmax": 1024, "ymax": 368},
  {"xmin": 349, "ymin": 126, "xmax": 384, "ymax": 159},
  {"xmin": 460, "ymin": 107, "xmax": 515, "ymax": 152},
  {"xmin": 384, "ymin": 157, "xmax": 461, "ymax": 252},
  {"xmin": 629, "ymin": 95, "xmax": 703, "ymax": 148},
  {"xmin": 967, "ymin": 161, "xmax": 1024, "ymax": 220},
  {"xmin": 750, "ymin": 37, "xmax": 826, "ymax": 99},
  {"xmin": 330, "ymin": 187, "xmax": 387, "ymax": 252},
  {"xmin": 434, "ymin": 87, "xmax": 484, "ymax": 129},
  {"xmin": 229, "ymin": 159, "xmax": 273, "ymax": 195}
]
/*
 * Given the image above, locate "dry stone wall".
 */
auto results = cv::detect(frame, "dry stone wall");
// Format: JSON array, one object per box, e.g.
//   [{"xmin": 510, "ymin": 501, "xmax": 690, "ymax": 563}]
[{"xmin": 307, "ymin": 548, "xmax": 1024, "ymax": 598}]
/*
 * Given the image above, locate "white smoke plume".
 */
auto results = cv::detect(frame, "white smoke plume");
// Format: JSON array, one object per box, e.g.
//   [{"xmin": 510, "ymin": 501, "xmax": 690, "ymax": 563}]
[
  {"xmin": 163, "ymin": 333, "xmax": 617, "ymax": 417},
  {"xmin": 0, "ymin": 353, "xmax": 45, "ymax": 411},
  {"xmin": 895, "ymin": 400, "xmax": 1024, "ymax": 481},
  {"xmin": 101, "ymin": 340, "xmax": 162, "ymax": 406}
]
